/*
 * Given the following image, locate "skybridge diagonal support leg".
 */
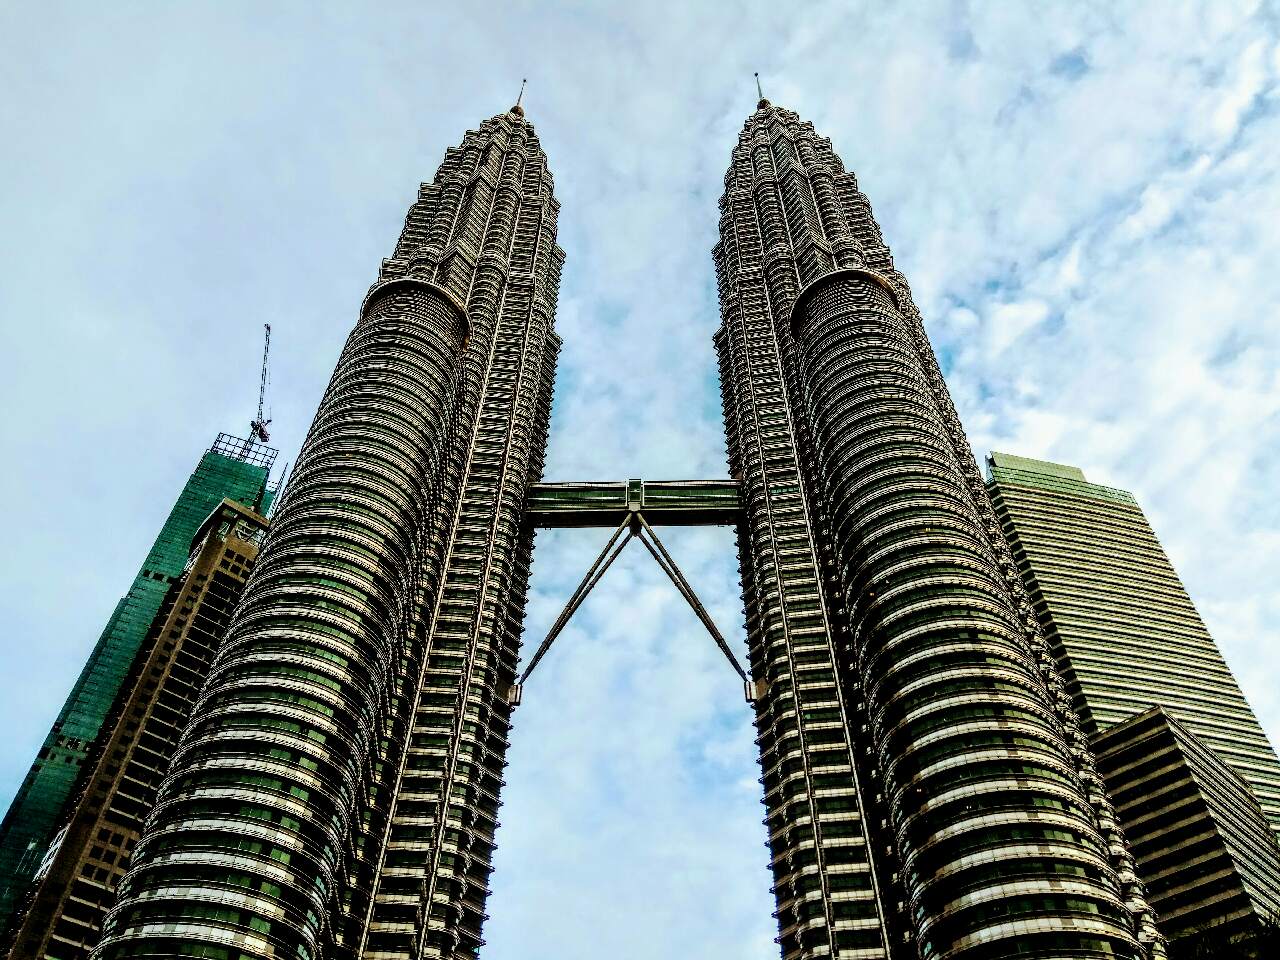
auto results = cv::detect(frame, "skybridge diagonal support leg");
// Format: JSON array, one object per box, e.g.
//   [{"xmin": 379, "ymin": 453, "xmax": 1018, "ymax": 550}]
[
  {"xmin": 633, "ymin": 515, "xmax": 753, "ymax": 693},
  {"xmin": 513, "ymin": 516, "xmax": 634, "ymax": 699}
]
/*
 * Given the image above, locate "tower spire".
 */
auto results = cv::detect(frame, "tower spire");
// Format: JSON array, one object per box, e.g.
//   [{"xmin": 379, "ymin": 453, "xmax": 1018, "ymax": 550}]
[
  {"xmin": 754, "ymin": 71, "xmax": 769, "ymax": 109},
  {"xmin": 512, "ymin": 77, "xmax": 527, "ymax": 116}
]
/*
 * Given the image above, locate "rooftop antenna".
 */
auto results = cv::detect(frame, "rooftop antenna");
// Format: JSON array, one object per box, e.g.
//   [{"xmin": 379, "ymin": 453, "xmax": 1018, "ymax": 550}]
[
  {"xmin": 516, "ymin": 77, "xmax": 527, "ymax": 109},
  {"xmin": 755, "ymin": 72, "xmax": 763, "ymax": 100},
  {"xmin": 250, "ymin": 323, "xmax": 272, "ymax": 444}
]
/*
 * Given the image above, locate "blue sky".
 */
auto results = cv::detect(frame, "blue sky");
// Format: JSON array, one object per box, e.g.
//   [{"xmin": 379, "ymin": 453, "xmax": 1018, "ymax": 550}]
[{"xmin": 2, "ymin": 2, "xmax": 1279, "ymax": 957}]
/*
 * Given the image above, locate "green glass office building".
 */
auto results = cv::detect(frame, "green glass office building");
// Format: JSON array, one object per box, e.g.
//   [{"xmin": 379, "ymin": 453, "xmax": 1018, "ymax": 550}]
[
  {"xmin": 988, "ymin": 452, "xmax": 1280, "ymax": 943},
  {"xmin": 0, "ymin": 433, "xmax": 276, "ymax": 931},
  {"xmin": 986, "ymin": 452, "xmax": 1280, "ymax": 830}
]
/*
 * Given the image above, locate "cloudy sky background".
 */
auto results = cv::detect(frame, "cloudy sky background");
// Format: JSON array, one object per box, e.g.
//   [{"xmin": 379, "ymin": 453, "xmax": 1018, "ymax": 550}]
[{"xmin": 2, "ymin": 2, "xmax": 1279, "ymax": 957}]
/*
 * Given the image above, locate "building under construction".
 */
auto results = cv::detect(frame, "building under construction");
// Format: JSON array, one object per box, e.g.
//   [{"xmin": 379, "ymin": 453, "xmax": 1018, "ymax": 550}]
[
  {"xmin": 3, "ymin": 499, "xmax": 271, "ymax": 960},
  {"xmin": 0, "ymin": 434, "xmax": 276, "ymax": 938}
]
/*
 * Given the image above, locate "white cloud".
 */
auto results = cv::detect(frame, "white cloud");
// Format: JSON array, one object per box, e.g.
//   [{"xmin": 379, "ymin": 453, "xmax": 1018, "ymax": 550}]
[
  {"xmin": 1115, "ymin": 154, "xmax": 1212, "ymax": 243},
  {"xmin": 985, "ymin": 299, "xmax": 1050, "ymax": 355},
  {"xmin": 1207, "ymin": 37, "xmax": 1271, "ymax": 143}
]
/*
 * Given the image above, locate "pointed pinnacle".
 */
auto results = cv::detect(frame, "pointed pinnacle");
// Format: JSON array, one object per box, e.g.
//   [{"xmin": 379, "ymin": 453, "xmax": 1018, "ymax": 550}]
[
  {"xmin": 755, "ymin": 72, "xmax": 769, "ymax": 109},
  {"xmin": 510, "ymin": 78, "xmax": 527, "ymax": 117}
]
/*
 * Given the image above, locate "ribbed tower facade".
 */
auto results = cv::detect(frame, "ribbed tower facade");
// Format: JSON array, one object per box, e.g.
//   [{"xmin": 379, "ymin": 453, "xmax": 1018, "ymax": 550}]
[
  {"xmin": 92, "ymin": 104, "xmax": 562, "ymax": 960},
  {"xmin": 714, "ymin": 100, "xmax": 1162, "ymax": 960}
]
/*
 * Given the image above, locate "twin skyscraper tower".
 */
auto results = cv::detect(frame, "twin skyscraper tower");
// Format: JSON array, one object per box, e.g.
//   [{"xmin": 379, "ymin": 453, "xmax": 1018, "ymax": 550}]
[{"xmin": 14, "ymin": 98, "xmax": 1278, "ymax": 959}]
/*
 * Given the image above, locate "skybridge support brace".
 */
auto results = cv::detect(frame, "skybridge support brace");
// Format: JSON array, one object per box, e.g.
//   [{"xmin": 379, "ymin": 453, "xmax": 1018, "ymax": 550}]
[{"xmin": 510, "ymin": 479, "xmax": 758, "ymax": 705}]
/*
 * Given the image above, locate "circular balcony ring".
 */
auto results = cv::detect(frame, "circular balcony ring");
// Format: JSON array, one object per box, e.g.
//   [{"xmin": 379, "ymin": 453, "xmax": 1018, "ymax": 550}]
[
  {"xmin": 360, "ymin": 276, "xmax": 470, "ymax": 341},
  {"xmin": 790, "ymin": 267, "xmax": 901, "ymax": 337}
]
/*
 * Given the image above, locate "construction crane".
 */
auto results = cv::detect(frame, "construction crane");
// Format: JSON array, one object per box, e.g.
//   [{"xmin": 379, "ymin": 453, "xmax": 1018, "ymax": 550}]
[{"xmin": 250, "ymin": 323, "xmax": 272, "ymax": 443}]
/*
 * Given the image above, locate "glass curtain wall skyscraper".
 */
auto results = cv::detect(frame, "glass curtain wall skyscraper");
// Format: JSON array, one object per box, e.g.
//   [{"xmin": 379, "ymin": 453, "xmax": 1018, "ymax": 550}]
[
  {"xmin": 86, "ymin": 100, "xmax": 1175, "ymax": 960},
  {"xmin": 4, "ymin": 499, "xmax": 272, "ymax": 960},
  {"xmin": 985, "ymin": 452, "xmax": 1280, "ymax": 833},
  {"xmin": 0, "ymin": 434, "xmax": 275, "ymax": 934},
  {"xmin": 986, "ymin": 452, "xmax": 1280, "ymax": 942}
]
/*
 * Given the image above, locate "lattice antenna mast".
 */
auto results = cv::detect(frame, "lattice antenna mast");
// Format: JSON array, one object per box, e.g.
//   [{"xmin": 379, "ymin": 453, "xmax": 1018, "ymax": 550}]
[{"xmin": 250, "ymin": 323, "xmax": 272, "ymax": 443}]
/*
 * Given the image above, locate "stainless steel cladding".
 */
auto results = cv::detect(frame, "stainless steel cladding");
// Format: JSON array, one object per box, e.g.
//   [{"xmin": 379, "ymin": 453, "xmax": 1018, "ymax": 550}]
[
  {"xmin": 93, "ymin": 106, "xmax": 563, "ymax": 960},
  {"xmin": 715, "ymin": 101, "xmax": 1163, "ymax": 960},
  {"xmin": 93, "ymin": 283, "xmax": 468, "ymax": 960},
  {"xmin": 88, "ymin": 96, "xmax": 1184, "ymax": 960}
]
